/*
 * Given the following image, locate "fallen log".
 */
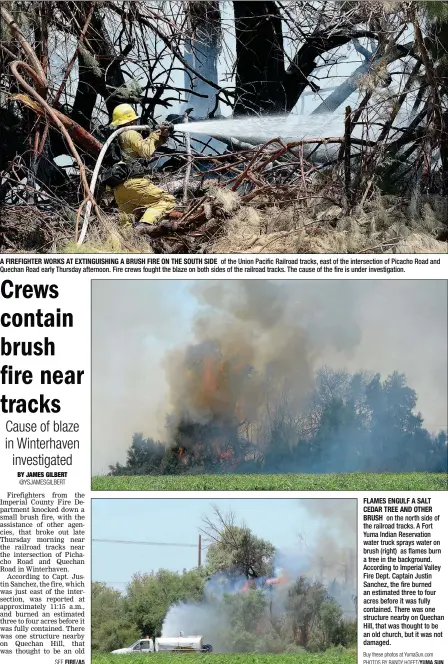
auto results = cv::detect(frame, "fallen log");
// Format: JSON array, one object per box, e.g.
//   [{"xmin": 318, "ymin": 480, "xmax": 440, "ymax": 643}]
[
  {"xmin": 12, "ymin": 93, "xmax": 102, "ymax": 157},
  {"xmin": 139, "ymin": 210, "xmax": 207, "ymax": 239}
]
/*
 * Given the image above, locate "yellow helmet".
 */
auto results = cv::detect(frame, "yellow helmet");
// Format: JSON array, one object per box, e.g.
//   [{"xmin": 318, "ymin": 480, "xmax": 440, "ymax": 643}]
[{"xmin": 109, "ymin": 103, "xmax": 140, "ymax": 127}]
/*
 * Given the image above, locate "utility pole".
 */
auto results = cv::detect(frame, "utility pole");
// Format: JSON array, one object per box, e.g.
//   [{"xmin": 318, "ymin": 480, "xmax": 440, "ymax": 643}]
[{"xmin": 198, "ymin": 534, "xmax": 202, "ymax": 567}]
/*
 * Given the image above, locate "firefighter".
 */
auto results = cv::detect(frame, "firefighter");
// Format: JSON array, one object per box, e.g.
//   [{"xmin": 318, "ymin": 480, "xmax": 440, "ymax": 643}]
[{"xmin": 103, "ymin": 103, "xmax": 176, "ymax": 226}]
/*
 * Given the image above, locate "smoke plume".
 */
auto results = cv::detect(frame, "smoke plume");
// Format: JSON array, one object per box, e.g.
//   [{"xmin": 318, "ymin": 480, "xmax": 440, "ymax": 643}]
[
  {"xmin": 164, "ymin": 281, "xmax": 315, "ymax": 436},
  {"xmin": 92, "ymin": 281, "xmax": 447, "ymax": 473},
  {"xmin": 161, "ymin": 499, "xmax": 357, "ymax": 652},
  {"xmin": 163, "ymin": 281, "xmax": 446, "ymax": 466}
]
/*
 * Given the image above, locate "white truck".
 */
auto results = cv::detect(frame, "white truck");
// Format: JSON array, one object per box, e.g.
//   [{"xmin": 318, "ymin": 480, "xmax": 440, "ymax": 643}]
[
  {"xmin": 111, "ymin": 638, "xmax": 154, "ymax": 654},
  {"xmin": 111, "ymin": 636, "xmax": 213, "ymax": 654}
]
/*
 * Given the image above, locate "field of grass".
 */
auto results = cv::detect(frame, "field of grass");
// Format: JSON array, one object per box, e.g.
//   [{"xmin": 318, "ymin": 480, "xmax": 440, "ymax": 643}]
[
  {"xmin": 92, "ymin": 472, "xmax": 447, "ymax": 491},
  {"xmin": 92, "ymin": 653, "xmax": 356, "ymax": 664}
]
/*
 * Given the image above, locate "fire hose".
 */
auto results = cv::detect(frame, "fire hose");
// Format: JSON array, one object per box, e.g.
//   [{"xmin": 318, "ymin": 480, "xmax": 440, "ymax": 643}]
[{"xmin": 77, "ymin": 124, "xmax": 154, "ymax": 246}]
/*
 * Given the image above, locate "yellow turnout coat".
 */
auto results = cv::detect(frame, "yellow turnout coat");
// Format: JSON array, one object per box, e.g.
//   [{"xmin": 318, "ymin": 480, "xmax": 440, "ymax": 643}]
[{"xmin": 113, "ymin": 128, "xmax": 175, "ymax": 225}]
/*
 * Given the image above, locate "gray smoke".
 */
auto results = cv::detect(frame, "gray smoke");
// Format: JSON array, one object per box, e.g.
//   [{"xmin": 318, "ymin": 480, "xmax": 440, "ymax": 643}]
[
  {"xmin": 294, "ymin": 499, "xmax": 357, "ymax": 612},
  {"xmin": 92, "ymin": 280, "xmax": 447, "ymax": 474},
  {"xmin": 91, "ymin": 281, "xmax": 191, "ymax": 474},
  {"xmin": 161, "ymin": 499, "xmax": 357, "ymax": 651}
]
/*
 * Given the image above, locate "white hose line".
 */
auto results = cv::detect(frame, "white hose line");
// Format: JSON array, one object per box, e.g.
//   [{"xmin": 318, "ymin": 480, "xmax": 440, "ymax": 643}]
[
  {"xmin": 77, "ymin": 124, "xmax": 153, "ymax": 246},
  {"xmin": 182, "ymin": 114, "xmax": 192, "ymax": 204}
]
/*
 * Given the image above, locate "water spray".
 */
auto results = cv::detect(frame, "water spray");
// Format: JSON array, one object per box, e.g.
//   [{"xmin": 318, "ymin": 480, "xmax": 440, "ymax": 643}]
[
  {"xmin": 170, "ymin": 113, "xmax": 348, "ymax": 143},
  {"xmin": 171, "ymin": 109, "xmax": 412, "ymax": 145},
  {"xmin": 78, "ymin": 110, "xmax": 412, "ymax": 244}
]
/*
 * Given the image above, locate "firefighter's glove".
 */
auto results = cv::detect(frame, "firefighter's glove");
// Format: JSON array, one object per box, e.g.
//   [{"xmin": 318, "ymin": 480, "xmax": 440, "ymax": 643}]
[
  {"xmin": 93, "ymin": 123, "xmax": 113, "ymax": 143},
  {"xmin": 101, "ymin": 161, "xmax": 129, "ymax": 188},
  {"xmin": 159, "ymin": 122, "xmax": 175, "ymax": 139}
]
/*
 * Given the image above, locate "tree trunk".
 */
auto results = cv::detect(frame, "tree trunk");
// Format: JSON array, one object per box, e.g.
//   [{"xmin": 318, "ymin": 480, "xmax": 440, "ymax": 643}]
[
  {"xmin": 71, "ymin": 52, "xmax": 100, "ymax": 129},
  {"xmin": 60, "ymin": 2, "xmax": 127, "ymax": 129},
  {"xmin": 184, "ymin": 1, "xmax": 222, "ymax": 118},
  {"xmin": 233, "ymin": 1, "xmax": 286, "ymax": 115},
  {"xmin": 432, "ymin": 21, "xmax": 448, "ymax": 199}
]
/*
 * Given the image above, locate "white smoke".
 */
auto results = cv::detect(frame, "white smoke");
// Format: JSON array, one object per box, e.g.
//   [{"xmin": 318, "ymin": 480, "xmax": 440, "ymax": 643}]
[
  {"xmin": 162, "ymin": 602, "xmax": 222, "ymax": 645},
  {"xmin": 161, "ymin": 499, "xmax": 357, "ymax": 651}
]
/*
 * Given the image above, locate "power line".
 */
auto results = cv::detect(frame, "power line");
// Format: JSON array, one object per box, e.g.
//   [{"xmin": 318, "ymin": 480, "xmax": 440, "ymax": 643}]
[{"xmin": 92, "ymin": 538, "xmax": 198, "ymax": 548}]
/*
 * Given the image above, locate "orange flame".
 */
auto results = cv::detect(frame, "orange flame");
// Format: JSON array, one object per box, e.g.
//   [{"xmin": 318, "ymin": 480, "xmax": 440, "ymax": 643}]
[
  {"xmin": 218, "ymin": 449, "xmax": 233, "ymax": 460},
  {"xmin": 217, "ymin": 448, "xmax": 238, "ymax": 471},
  {"xmin": 203, "ymin": 356, "xmax": 220, "ymax": 394},
  {"xmin": 195, "ymin": 353, "xmax": 247, "ymax": 423},
  {"xmin": 180, "ymin": 346, "xmax": 252, "ymax": 467}
]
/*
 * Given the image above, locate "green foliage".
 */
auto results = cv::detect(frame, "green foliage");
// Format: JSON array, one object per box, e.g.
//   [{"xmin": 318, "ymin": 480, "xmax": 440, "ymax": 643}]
[
  {"xmin": 92, "ymin": 472, "xmax": 447, "ymax": 491},
  {"xmin": 423, "ymin": 1, "xmax": 448, "ymax": 23},
  {"xmin": 219, "ymin": 592, "xmax": 287, "ymax": 653},
  {"xmin": 91, "ymin": 582, "xmax": 139, "ymax": 652},
  {"xmin": 284, "ymin": 579, "xmax": 356, "ymax": 652},
  {"xmin": 91, "ymin": 515, "xmax": 357, "ymax": 655},
  {"xmin": 342, "ymin": 621, "xmax": 357, "ymax": 648},
  {"xmin": 318, "ymin": 601, "xmax": 349, "ymax": 647},
  {"xmin": 223, "ymin": 590, "xmax": 268, "ymax": 634},
  {"xmin": 286, "ymin": 577, "xmax": 329, "ymax": 648},
  {"xmin": 108, "ymin": 433, "xmax": 166, "ymax": 476},
  {"xmin": 308, "ymin": 602, "xmax": 354, "ymax": 652},
  {"xmin": 253, "ymin": 632, "xmax": 287, "ymax": 654},
  {"xmin": 92, "ymin": 653, "xmax": 357, "ymax": 664},
  {"xmin": 124, "ymin": 568, "xmax": 206, "ymax": 638},
  {"xmin": 285, "ymin": 644, "xmax": 308, "ymax": 653},
  {"xmin": 92, "ymin": 569, "xmax": 357, "ymax": 654},
  {"xmin": 105, "ymin": 369, "xmax": 447, "ymax": 479}
]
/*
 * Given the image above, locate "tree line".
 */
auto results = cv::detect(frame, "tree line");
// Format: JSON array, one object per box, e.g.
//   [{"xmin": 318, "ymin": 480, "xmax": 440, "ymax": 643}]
[{"xmin": 109, "ymin": 369, "xmax": 447, "ymax": 476}]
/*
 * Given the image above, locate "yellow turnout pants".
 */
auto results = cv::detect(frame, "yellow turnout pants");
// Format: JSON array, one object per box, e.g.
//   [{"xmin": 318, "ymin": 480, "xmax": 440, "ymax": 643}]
[{"xmin": 114, "ymin": 177, "xmax": 175, "ymax": 225}]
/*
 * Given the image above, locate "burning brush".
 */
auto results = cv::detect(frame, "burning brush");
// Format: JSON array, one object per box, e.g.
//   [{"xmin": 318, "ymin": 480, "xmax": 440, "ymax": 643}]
[
  {"xmin": 184, "ymin": 340, "xmax": 253, "ymax": 423},
  {"xmin": 166, "ymin": 340, "xmax": 257, "ymax": 468}
]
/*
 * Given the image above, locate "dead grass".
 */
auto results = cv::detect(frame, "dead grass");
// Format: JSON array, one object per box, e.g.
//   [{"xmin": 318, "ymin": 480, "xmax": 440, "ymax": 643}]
[
  {"xmin": 1, "ymin": 205, "xmax": 68, "ymax": 252},
  {"xmin": 1, "ymin": 188, "xmax": 446, "ymax": 254},
  {"xmin": 208, "ymin": 189, "xmax": 447, "ymax": 254},
  {"xmin": 0, "ymin": 205, "xmax": 154, "ymax": 254},
  {"xmin": 58, "ymin": 215, "xmax": 154, "ymax": 254}
]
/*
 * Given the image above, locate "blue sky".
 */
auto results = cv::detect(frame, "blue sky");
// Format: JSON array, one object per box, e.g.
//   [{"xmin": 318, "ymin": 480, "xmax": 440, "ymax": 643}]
[
  {"xmin": 92, "ymin": 281, "xmax": 201, "ymax": 474},
  {"xmin": 92, "ymin": 498, "xmax": 347, "ymax": 591}
]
